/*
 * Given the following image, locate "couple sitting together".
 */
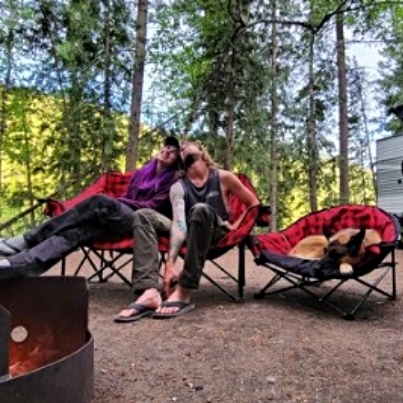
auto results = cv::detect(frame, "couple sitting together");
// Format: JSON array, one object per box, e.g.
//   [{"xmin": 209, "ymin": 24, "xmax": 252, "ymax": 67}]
[{"xmin": 0, "ymin": 136, "xmax": 259, "ymax": 320}]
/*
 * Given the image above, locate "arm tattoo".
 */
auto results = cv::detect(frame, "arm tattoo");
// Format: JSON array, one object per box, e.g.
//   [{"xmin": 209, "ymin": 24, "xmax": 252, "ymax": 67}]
[{"xmin": 168, "ymin": 183, "xmax": 187, "ymax": 262}]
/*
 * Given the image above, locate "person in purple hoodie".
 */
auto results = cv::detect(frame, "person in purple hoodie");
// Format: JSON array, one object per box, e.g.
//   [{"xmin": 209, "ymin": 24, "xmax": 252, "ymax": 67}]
[{"xmin": 0, "ymin": 136, "xmax": 181, "ymax": 279}]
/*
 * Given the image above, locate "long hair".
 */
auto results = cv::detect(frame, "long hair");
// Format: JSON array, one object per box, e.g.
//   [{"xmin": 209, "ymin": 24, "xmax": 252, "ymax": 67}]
[{"xmin": 181, "ymin": 141, "xmax": 216, "ymax": 168}]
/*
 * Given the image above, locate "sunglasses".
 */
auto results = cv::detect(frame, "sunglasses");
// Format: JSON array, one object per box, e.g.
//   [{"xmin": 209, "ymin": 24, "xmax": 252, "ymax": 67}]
[{"xmin": 183, "ymin": 153, "xmax": 201, "ymax": 169}]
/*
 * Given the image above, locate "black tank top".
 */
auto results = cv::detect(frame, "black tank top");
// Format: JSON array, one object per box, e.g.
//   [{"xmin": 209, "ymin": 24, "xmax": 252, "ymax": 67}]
[{"xmin": 181, "ymin": 169, "xmax": 230, "ymax": 221}]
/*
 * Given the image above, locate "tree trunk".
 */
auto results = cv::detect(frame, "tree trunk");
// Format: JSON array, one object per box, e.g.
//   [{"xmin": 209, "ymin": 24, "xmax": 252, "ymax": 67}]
[
  {"xmin": 225, "ymin": 30, "xmax": 237, "ymax": 170},
  {"xmin": 102, "ymin": 0, "xmax": 113, "ymax": 172},
  {"xmin": 68, "ymin": 74, "xmax": 83, "ymax": 178},
  {"xmin": 22, "ymin": 105, "xmax": 34, "ymax": 213},
  {"xmin": 269, "ymin": 0, "xmax": 279, "ymax": 232},
  {"xmin": 355, "ymin": 71, "xmax": 376, "ymax": 194},
  {"xmin": 225, "ymin": 100, "xmax": 235, "ymax": 170},
  {"xmin": 225, "ymin": 0, "xmax": 251, "ymax": 170},
  {"xmin": 0, "ymin": 28, "xmax": 13, "ymax": 205},
  {"xmin": 336, "ymin": 12, "xmax": 349, "ymax": 204},
  {"xmin": 207, "ymin": 109, "xmax": 220, "ymax": 161},
  {"xmin": 184, "ymin": 96, "xmax": 203, "ymax": 137},
  {"xmin": 126, "ymin": 0, "xmax": 148, "ymax": 171},
  {"xmin": 307, "ymin": 33, "xmax": 318, "ymax": 212}
]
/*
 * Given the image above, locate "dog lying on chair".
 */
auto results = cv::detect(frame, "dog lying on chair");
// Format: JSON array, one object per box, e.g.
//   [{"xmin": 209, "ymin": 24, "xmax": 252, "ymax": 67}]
[
  {"xmin": 288, "ymin": 228, "xmax": 382, "ymax": 276},
  {"xmin": 288, "ymin": 235, "xmax": 329, "ymax": 260}
]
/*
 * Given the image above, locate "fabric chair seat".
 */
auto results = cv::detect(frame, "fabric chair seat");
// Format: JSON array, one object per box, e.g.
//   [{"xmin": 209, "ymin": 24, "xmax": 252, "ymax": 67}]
[{"xmin": 248, "ymin": 204, "xmax": 400, "ymax": 319}]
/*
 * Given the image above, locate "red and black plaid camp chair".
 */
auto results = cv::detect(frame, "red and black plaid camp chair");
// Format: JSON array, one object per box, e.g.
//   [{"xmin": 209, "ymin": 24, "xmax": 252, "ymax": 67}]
[
  {"xmin": 44, "ymin": 171, "xmax": 268, "ymax": 301},
  {"xmin": 248, "ymin": 204, "xmax": 400, "ymax": 319},
  {"xmin": 44, "ymin": 170, "xmax": 135, "ymax": 287}
]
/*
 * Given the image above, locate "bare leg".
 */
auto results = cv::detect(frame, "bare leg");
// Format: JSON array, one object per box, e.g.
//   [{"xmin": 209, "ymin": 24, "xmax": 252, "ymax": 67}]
[
  {"xmin": 155, "ymin": 285, "xmax": 192, "ymax": 315},
  {"xmin": 116, "ymin": 288, "xmax": 162, "ymax": 319}
]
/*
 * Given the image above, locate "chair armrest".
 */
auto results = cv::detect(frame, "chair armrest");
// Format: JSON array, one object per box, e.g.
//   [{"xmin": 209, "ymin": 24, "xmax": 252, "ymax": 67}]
[
  {"xmin": 212, "ymin": 205, "xmax": 260, "ymax": 250},
  {"xmin": 256, "ymin": 204, "xmax": 271, "ymax": 228},
  {"xmin": 39, "ymin": 198, "xmax": 66, "ymax": 217}
]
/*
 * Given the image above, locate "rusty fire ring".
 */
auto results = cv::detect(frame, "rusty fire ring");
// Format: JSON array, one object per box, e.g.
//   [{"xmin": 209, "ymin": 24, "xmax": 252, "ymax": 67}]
[{"xmin": 0, "ymin": 276, "xmax": 94, "ymax": 403}]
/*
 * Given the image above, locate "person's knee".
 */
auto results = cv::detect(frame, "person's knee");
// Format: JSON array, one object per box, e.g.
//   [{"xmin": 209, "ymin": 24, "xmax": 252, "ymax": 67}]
[
  {"xmin": 86, "ymin": 194, "xmax": 110, "ymax": 204},
  {"xmin": 72, "ymin": 194, "xmax": 115, "ymax": 219},
  {"xmin": 188, "ymin": 203, "xmax": 211, "ymax": 221},
  {"xmin": 82, "ymin": 194, "xmax": 113, "ymax": 210},
  {"xmin": 133, "ymin": 208, "xmax": 157, "ymax": 227}
]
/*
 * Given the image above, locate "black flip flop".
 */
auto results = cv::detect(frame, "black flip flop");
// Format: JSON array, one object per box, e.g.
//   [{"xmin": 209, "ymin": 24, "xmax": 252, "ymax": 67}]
[{"xmin": 114, "ymin": 302, "xmax": 155, "ymax": 323}]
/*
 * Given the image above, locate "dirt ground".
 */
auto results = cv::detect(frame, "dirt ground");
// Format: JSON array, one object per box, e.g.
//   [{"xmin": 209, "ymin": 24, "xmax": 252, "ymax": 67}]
[{"xmin": 48, "ymin": 248, "xmax": 403, "ymax": 403}]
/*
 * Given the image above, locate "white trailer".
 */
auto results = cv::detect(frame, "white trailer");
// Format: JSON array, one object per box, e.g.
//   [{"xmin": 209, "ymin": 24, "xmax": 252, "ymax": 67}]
[{"xmin": 376, "ymin": 135, "xmax": 403, "ymax": 218}]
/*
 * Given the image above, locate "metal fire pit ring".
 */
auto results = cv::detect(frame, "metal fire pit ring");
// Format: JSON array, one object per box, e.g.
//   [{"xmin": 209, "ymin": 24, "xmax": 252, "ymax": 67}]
[{"xmin": 0, "ymin": 276, "xmax": 94, "ymax": 403}]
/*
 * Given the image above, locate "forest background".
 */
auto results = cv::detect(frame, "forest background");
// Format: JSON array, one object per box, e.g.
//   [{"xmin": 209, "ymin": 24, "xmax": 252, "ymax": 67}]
[{"xmin": 0, "ymin": 0, "xmax": 402, "ymax": 231}]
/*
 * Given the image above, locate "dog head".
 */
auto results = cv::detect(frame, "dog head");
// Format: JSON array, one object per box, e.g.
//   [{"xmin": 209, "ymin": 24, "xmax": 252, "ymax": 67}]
[{"xmin": 319, "ymin": 228, "xmax": 366, "ymax": 275}]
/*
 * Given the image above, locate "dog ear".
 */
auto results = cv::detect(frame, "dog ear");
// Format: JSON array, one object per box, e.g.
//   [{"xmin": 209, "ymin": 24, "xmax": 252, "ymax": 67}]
[
  {"xmin": 322, "ymin": 225, "xmax": 332, "ymax": 239},
  {"xmin": 346, "ymin": 228, "xmax": 366, "ymax": 255}
]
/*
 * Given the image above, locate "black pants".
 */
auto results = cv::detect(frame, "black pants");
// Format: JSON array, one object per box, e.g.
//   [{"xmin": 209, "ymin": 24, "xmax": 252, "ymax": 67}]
[{"xmin": 9, "ymin": 194, "xmax": 135, "ymax": 275}]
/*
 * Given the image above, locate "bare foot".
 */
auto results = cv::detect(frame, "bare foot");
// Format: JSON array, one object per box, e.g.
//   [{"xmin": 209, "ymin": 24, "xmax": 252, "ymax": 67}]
[
  {"xmin": 155, "ymin": 286, "xmax": 191, "ymax": 315},
  {"xmin": 117, "ymin": 288, "xmax": 162, "ymax": 319}
]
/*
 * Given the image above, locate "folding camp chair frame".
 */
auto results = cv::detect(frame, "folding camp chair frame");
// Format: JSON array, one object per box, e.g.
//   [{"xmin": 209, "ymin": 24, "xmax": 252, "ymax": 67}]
[
  {"xmin": 202, "ymin": 243, "xmax": 247, "ymax": 302},
  {"xmin": 158, "ymin": 241, "xmax": 248, "ymax": 302},
  {"xmin": 60, "ymin": 247, "xmax": 134, "ymax": 287},
  {"xmin": 253, "ymin": 245, "xmax": 397, "ymax": 320},
  {"xmin": 59, "ymin": 240, "xmax": 248, "ymax": 302}
]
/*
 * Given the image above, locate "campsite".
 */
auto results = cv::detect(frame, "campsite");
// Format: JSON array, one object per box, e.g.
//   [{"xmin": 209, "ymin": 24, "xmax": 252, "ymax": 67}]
[
  {"xmin": 49, "ymin": 248, "xmax": 403, "ymax": 403},
  {"xmin": 1, "ymin": 1, "xmax": 403, "ymax": 401}
]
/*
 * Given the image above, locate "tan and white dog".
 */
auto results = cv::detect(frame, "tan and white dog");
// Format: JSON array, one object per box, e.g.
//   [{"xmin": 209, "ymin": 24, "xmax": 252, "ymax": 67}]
[{"xmin": 288, "ymin": 228, "xmax": 382, "ymax": 276}]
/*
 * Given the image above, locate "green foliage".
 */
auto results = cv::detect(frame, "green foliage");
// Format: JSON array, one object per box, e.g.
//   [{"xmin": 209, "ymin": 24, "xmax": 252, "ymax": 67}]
[
  {"xmin": 0, "ymin": 0, "xmax": 393, "ymax": 228},
  {"xmin": 0, "ymin": 87, "xmax": 163, "ymax": 222}
]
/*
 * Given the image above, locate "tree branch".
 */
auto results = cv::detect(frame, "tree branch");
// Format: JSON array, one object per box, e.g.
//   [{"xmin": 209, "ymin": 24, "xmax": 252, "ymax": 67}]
[{"xmin": 231, "ymin": 0, "xmax": 403, "ymax": 38}]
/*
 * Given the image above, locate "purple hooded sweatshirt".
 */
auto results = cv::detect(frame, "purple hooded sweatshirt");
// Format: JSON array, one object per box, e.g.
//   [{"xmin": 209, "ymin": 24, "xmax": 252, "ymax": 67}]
[{"xmin": 117, "ymin": 158, "xmax": 177, "ymax": 217}]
